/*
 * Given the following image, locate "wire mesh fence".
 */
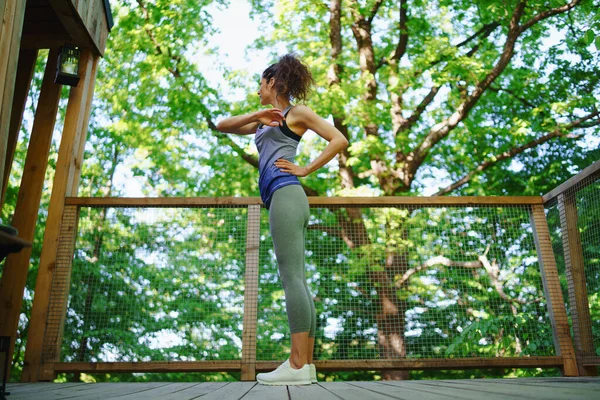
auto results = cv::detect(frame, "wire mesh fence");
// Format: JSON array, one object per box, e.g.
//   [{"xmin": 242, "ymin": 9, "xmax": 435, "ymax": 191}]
[
  {"xmin": 55, "ymin": 205, "xmax": 250, "ymax": 363},
  {"xmin": 257, "ymin": 204, "xmax": 554, "ymax": 361},
  {"xmin": 46, "ymin": 199, "xmax": 562, "ymax": 369},
  {"xmin": 545, "ymin": 169, "xmax": 600, "ymax": 365}
]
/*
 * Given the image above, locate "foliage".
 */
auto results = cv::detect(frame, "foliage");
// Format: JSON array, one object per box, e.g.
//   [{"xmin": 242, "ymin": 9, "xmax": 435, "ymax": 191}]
[{"xmin": 2, "ymin": 0, "xmax": 599, "ymax": 383}]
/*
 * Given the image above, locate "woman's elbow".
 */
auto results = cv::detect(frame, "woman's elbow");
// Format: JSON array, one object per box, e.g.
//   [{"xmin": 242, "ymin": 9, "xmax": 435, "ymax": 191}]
[{"xmin": 339, "ymin": 136, "xmax": 349, "ymax": 151}]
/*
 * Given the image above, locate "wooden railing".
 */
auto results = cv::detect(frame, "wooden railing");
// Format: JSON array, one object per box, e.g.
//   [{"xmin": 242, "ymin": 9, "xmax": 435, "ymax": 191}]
[
  {"xmin": 32, "ymin": 195, "xmax": 581, "ymax": 381},
  {"xmin": 543, "ymin": 160, "xmax": 600, "ymax": 376}
]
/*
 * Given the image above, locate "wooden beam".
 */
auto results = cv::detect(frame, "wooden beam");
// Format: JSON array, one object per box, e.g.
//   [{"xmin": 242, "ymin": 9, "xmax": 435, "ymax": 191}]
[
  {"xmin": 1, "ymin": 48, "xmax": 38, "ymax": 208},
  {"xmin": 67, "ymin": 53, "xmax": 99, "ymax": 196},
  {"xmin": 529, "ymin": 204, "xmax": 579, "ymax": 377},
  {"xmin": 21, "ymin": 48, "xmax": 95, "ymax": 383},
  {"xmin": 558, "ymin": 193, "xmax": 597, "ymax": 376},
  {"xmin": 47, "ymin": 0, "xmax": 109, "ymax": 56},
  {"xmin": 48, "ymin": 357, "xmax": 563, "ymax": 374},
  {"xmin": 241, "ymin": 205, "xmax": 260, "ymax": 381},
  {"xmin": 19, "ymin": 34, "xmax": 73, "ymax": 51},
  {"xmin": 0, "ymin": 0, "xmax": 27, "ymax": 206},
  {"xmin": 63, "ymin": 196, "xmax": 545, "ymax": 207},
  {"xmin": 543, "ymin": 160, "xmax": 600, "ymax": 204},
  {"xmin": 0, "ymin": 48, "xmax": 62, "ymax": 383}
]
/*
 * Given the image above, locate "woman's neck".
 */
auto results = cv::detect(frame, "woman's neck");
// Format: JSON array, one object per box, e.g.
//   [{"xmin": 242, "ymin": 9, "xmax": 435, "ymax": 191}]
[{"xmin": 272, "ymin": 96, "xmax": 291, "ymax": 110}]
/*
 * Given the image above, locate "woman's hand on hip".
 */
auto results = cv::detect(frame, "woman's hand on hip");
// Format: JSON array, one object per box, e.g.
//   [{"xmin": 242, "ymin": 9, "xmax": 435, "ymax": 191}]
[
  {"xmin": 274, "ymin": 159, "xmax": 308, "ymax": 177},
  {"xmin": 255, "ymin": 108, "xmax": 285, "ymax": 127}
]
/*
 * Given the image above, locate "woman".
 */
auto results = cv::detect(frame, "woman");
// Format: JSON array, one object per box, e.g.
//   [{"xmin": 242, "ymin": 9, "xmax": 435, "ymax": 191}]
[{"xmin": 216, "ymin": 54, "xmax": 348, "ymax": 385}]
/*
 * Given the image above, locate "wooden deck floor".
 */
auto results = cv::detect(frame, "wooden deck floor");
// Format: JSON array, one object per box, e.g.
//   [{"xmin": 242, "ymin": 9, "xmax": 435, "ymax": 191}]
[{"xmin": 3, "ymin": 377, "xmax": 599, "ymax": 399}]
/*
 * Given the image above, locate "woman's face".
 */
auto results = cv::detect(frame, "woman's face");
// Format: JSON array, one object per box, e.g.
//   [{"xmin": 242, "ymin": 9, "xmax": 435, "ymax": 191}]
[{"xmin": 257, "ymin": 77, "xmax": 276, "ymax": 106}]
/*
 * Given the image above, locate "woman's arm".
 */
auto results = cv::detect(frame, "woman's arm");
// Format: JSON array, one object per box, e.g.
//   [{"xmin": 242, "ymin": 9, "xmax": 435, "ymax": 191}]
[
  {"xmin": 216, "ymin": 109, "xmax": 286, "ymax": 135},
  {"xmin": 274, "ymin": 105, "xmax": 349, "ymax": 177}
]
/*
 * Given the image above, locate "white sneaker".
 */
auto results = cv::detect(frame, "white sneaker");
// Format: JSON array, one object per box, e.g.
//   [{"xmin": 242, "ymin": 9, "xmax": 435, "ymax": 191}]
[
  {"xmin": 310, "ymin": 363, "xmax": 317, "ymax": 383},
  {"xmin": 256, "ymin": 359, "xmax": 311, "ymax": 385}
]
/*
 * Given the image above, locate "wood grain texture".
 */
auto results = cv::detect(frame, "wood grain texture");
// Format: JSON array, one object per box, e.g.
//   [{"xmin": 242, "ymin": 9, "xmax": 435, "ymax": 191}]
[
  {"xmin": 0, "ymin": 48, "xmax": 62, "ymax": 383},
  {"xmin": 241, "ymin": 205, "xmax": 261, "ymax": 381},
  {"xmin": 21, "ymin": 49, "xmax": 96, "ymax": 383},
  {"xmin": 558, "ymin": 193, "xmax": 597, "ymax": 376},
  {"xmin": 0, "ymin": 0, "xmax": 27, "ymax": 201},
  {"xmin": 64, "ymin": 196, "xmax": 544, "ymax": 207},
  {"xmin": 543, "ymin": 160, "xmax": 600, "ymax": 203},
  {"xmin": 1, "ymin": 48, "xmax": 37, "ymax": 207},
  {"xmin": 529, "ymin": 204, "xmax": 579, "ymax": 376}
]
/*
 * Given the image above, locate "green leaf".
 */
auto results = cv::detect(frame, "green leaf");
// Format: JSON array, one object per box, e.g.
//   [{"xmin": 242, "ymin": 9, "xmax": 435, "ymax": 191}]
[
  {"xmin": 596, "ymin": 36, "xmax": 600, "ymax": 51},
  {"xmin": 584, "ymin": 29, "xmax": 595, "ymax": 45}
]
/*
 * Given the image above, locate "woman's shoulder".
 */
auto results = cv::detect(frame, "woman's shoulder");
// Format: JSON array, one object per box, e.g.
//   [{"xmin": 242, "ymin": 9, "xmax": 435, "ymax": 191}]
[{"xmin": 287, "ymin": 104, "xmax": 318, "ymax": 123}]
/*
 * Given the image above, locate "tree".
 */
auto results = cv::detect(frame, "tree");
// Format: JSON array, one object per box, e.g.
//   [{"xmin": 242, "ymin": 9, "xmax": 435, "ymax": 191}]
[{"xmin": 4, "ymin": 0, "xmax": 599, "ymax": 382}]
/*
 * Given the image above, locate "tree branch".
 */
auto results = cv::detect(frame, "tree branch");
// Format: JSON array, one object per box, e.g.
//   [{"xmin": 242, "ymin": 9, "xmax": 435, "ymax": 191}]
[
  {"xmin": 329, "ymin": 0, "xmax": 356, "ymax": 189},
  {"xmin": 367, "ymin": 0, "xmax": 385, "ymax": 24},
  {"xmin": 404, "ymin": 2, "xmax": 527, "ymax": 181},
  {"xmin": 396, "ymin": 255, "xmax": 482, "ymax": 286},
  {"xmin": 488, "ymin": 86, "xmax": 537, "ymax": 109},
  {"xmin": 433, "ymin": 110, "xmax": 600, "ymax": 195},
  {"xmin": 519, "ymin": 0, "xmax": 581, "ymax": 33}
]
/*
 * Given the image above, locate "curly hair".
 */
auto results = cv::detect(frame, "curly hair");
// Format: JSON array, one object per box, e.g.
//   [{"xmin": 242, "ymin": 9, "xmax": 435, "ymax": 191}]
[{"xmin": 262, "ymin": 54, "xmax": 314, "ymax": 102}]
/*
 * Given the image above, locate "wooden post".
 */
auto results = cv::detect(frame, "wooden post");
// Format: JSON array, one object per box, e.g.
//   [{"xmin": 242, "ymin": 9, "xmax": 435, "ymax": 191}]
[
  {"xmin": 0, "ymin": 48, "xmax": 62, "ymax": 383},
  {"xmin": 0, "ymin": 0, "xmax": 27, "ymax": 203},
  {"xmin": 67, "ymin": 53, "xmax": 99, "ymax": 197},
  {"xmin": 241, "ymin": 205, "xmax": 260, "ymax": 381},
  {"xmin": 1, "ymin": 48, "xmax": 38, "ymax": 208},
  {"xmin": 529, "ymin": 204, "xmax": 579, "ymax": 376},
  {"xmin": 39, "ymin": 205, "xmax": 80, "ymax": 381},
  {"xmin": 557, "ymin": 193, "xmax": 597, "ymax": 376},
  {"xmin": 21, "ymin": 48, "xmax": 97, "ymax": 382}
]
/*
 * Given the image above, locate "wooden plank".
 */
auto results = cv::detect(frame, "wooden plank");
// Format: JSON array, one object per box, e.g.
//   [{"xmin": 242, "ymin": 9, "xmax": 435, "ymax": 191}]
[
  {"xmin": 66, "ymin": 53, "xmax": 99, "ymax": 196},
  {"xmin": 20, "ymin": 33, "xmax": 73, "ymax": 50},
  {"xmin": 241, "ymin": 205, "xmax": 261, "ymax": 381},
  {"xmin": 47, "ymin": 0, "xmax": 103, "ymax": 56},
  {"xmin": 0, "ymin": 0, "xmax": 27, "ymax": 203},
  {"xmin": 64, "ymin": 196, "xmax": 544, "ymax": 207},
  {"xmin": 351, "ymin": 381, "xmax": 496, "ymax": 400},
  {"xmin": 240, "ymin": 382, "xmax": 288, "ymax": 399},
  {"xmin": 198, "ymin": 382, "xmax": 257, "ymax": 400},
  {"xmin": 319, "ymin": 381, "xmax": 396, "ymax": 400},
  {"xmin": 65, "ymin": 196, "xmax": 265, "ymax": 207},
  {"xmin": 49, "ymin": 357, "xmax": 564, "ymax": 374},
  {"xmin": 543, "ymin": 160, "xmax": 600, "ymax": 203},
  {"xmin": 259, "ymin": 357, "xmax": 564, "ymax": 371},
  {"xmin": 529, "ymin": 204, "xmax": 579, "ymax": 377},
  {"xmin": 107, "ymin": 382, "xmax": 187, "ymax": 399},
  {"xmin": 7, "ymin": 382, "xmax": 170, "ymax": 400},
  {"xmin": 52, "ymin": 360, "xmax": 243, "ymax": 373},
  {"xmin": 158, "ymin": 382, "xmax": 230, "ymax": 400},
  {"xmin": 52, "ymin": 382, "xmax": 174, "ymax": 400},
  {"xmin": 48, "ymin": 0, "xmax": 108, "ymax": 56},
  {"xmin": 460, "ymin": 379, "xmax": 600, "ymax": 397},
  {"xmin": 20, "ymin": 48, "xmax": 95, "ymax": 383},
  {"xmin": 288, "ymin": 383, "xmax": 343, "ymax": 400},
  {"xmin": 558, "ymin": 193, "xmax": 597, "ymax": 376},
  {"xmin": 0, "ymin": 48, "xmax": 62, "ymax": 383},
  {"xmin": 1, "ymin": 47, "xmax": 37, "ymax": 207}
]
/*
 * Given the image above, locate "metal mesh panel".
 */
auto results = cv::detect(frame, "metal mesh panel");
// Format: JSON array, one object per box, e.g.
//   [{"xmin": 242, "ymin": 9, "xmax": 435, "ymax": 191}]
[
  {"xmin": 257, "ymin": 204, "xmax": 555, "ymax": 361},
  {"xmin": 49, "ymin": 200, "xmax": 565, "ymax": 368},
  {"xmin": 60, "ymin": 205, "xmax": 249, "ymax": 363},
  {"xmin": 546, "ymin": 172, "xmax": 600, "ymax": 364}
]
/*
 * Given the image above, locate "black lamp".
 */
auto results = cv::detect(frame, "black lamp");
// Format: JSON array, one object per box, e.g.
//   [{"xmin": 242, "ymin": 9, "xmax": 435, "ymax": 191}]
[
  {"xmin": 0, "ymin": 336, "xmax": 10, "ymax": 400},
  {"xmin": 55, "ymin": 44, "xmax": 81, "ymax": 87}
]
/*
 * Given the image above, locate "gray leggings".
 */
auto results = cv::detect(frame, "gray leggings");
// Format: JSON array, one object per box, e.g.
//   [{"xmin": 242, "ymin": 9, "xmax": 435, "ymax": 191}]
[{"xmin": 268, "ymin": 184, "xmax": 316, "ymax": 337}]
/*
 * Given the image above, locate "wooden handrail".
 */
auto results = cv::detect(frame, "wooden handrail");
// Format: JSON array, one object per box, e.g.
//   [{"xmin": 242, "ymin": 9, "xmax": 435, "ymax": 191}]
[
  {"xmin": 543, "ymin": 160, "xmax": 600, "ymax": 204},
  {"xmin": 64, "ymin": 196, "xmax": 544, "ymax": 207}
]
